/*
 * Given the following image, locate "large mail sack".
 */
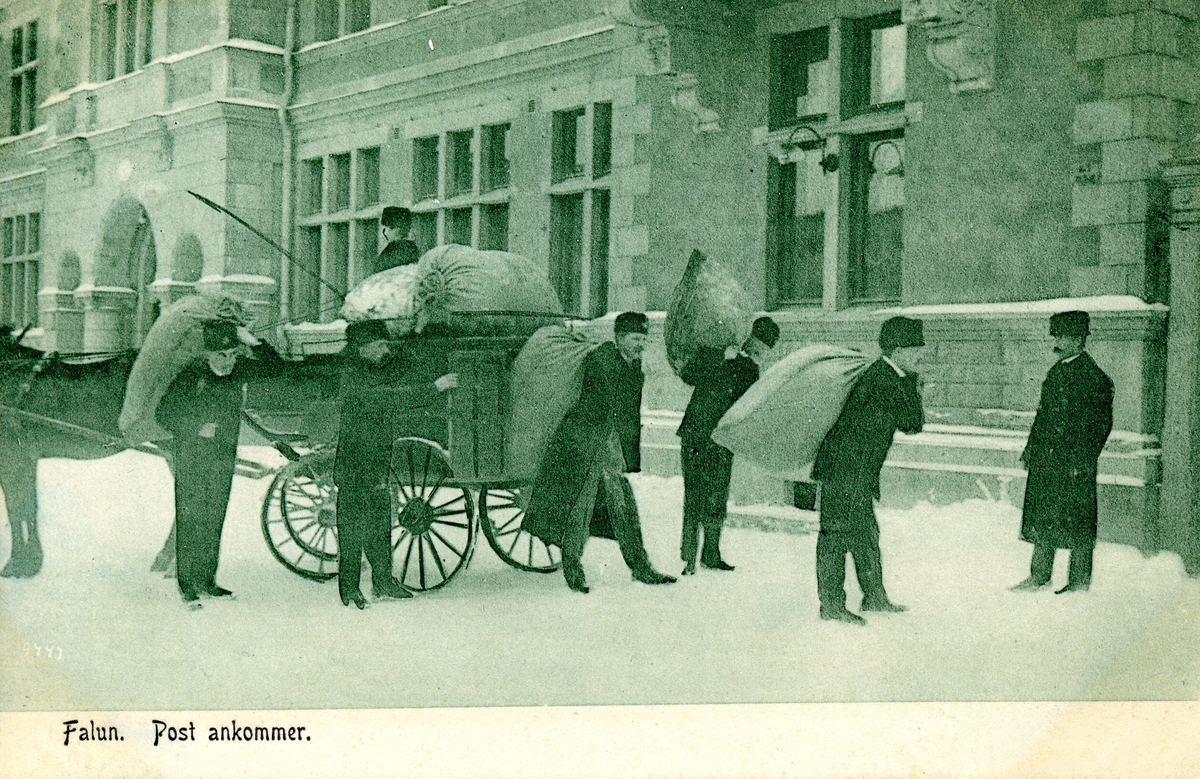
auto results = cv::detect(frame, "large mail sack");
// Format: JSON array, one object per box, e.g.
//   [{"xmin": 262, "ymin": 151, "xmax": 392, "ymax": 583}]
[
  {"xmin": 711, "ymin": 345, "xmax": 872, "ymax": 480},
  {"xmin": 664, "ymin": 249, "xmax": 752, "ymax": 377},
  {"xmin": 341, "ymin": 264, "xmax": 421, "ymax": 337},
  {"xmin": 415, "ymin": 244, "xmax": 563, "ymax": 336},
  {"xmin": 119, "ymin": 294, "xmax": 249, "ymax": 444},
  {"xmin": 505, "ymin": 324, "xmax": 602, "ymax": 481}
]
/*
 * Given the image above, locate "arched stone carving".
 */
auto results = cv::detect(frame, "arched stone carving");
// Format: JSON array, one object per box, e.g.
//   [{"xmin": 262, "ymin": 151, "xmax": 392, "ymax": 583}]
[
  {"xmin": 57, "ymin": 250, "xmax": 82, "ymax": 291},
  {"xmin": 902, "ymin": 0, "xmax": 995, "ymax": 93},
  {"xmin": 84, "ymin": 196, "xmax": 159, "ymax": 349}
]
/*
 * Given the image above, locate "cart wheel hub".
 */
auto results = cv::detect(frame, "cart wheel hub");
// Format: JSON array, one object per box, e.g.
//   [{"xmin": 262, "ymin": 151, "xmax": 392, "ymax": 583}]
[
  {"xmin": 399, "ymin": 498, "xmax": 434, "ymax": 535},
  {"xmin": 316, "ymin": 506, "xmax": 337, "ymax": 528}
]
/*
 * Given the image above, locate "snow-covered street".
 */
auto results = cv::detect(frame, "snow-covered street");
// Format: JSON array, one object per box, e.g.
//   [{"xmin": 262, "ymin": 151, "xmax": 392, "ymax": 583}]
[{"xmin": 2, "ymin": 448, "xmax": 1199, "ymax": 711}]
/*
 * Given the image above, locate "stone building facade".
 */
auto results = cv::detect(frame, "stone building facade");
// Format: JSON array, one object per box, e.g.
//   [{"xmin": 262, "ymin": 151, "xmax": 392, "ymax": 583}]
[{"xmin": 1, "ymin": 0, "xmax": 1198, "ymax": 570}]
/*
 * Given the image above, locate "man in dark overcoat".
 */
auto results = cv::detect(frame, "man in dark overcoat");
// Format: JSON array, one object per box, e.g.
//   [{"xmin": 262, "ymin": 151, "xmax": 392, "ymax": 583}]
[
  {"xmin": 523, "ymin": 312, "xmax": 676, "ymax": 593},
  {"xmin": 333, "ymin": 320, "xmax": 457, "ymax": 608},
  {"xmin": 811, "ymin": 316, "xmax": 926, "ymax": 625},
  {"xmin": 156, "ymin": 320, "xmax": 251, "ymax": 606},
  {"xmin": 677, "ymin": 316, "xmax": 780, "ymax": 575},
  {"xmin": 1011, "ymin": 310, "xmax": 1113, "ymax": 595},
  {"xmin": 374, "ymin": 206, "xmax": 421, "ymax": 274}
]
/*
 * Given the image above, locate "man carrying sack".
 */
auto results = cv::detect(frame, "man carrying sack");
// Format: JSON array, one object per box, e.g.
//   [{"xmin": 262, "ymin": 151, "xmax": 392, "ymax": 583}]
[
  {"xmin": 677, "ymin": 316, "xmax": 779, "ymax": 576},
  {"xmin": 811, "ymin": 316, "xmax": 926, "ymax": 626},
  {"xmin": 523, "ymin": 312, "xmax": 676, "ymax": 594},
  {"xmin": 155, "ymin": 320, "xmax": 251, "ymax": 607},
  {"xmin": 1010, "ymin": 311, "xmax": 1113, "ymax": 595}
]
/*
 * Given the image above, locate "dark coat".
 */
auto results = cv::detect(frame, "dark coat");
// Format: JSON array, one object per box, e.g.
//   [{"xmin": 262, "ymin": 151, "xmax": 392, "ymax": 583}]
[
  {"xmin": 1020, "ymin": 351, "xmax": 1114, "ymax": 550},
  {"xmin": 676, "ymin": 347, "xmax": 759, "ymax": 447},
  {"xmin": 332, "ymin": 351, "xmax": 439, "ymax": 489},
  {"xmin": 812, "ymin": 358, "xmax": 924, "ymax": 502},
  {"xmin": 156, "ymin": 361, "xmax": 245, "ymax": 467},
  {"xmin": 523, "ymin": 341, "xmax": 644, "ymax": 546},
  {"xmin": 374, "ymin": 239, "xmax": 420, "ymax": 274}
]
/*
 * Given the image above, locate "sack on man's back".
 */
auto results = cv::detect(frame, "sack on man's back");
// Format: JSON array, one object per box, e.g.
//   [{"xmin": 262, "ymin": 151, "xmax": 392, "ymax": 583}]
[{"xmin": 664, "ymin": 249, "xmax": 752, "ymax": 378}]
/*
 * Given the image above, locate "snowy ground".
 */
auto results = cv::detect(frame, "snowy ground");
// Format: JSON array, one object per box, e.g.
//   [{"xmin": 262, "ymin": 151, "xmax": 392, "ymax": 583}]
[{"xmin": 2, "ymin": 448, "xmax": 1199, "ymax": 711}]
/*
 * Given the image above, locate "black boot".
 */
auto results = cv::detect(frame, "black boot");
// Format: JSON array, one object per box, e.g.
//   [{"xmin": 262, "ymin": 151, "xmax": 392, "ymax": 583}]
[{"xmin": 632, "ymin": 567, "xmax": 677, "ymax": 585}]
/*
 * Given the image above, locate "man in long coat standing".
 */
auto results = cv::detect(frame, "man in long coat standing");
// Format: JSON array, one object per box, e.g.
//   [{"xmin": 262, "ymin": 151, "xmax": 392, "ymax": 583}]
[
  {"xmin": 333, "ymin": 320, "xmax": 457, "ymax": 608},
  {"xmin": 677, "ymin": 316, "xmax": 779, "ymax": 575},
  {"xmin": 156, "ymin": 320, "xmax": 249, "ymax": 606},
  {"xmin": 811, "ymin": 316, "xmax": 926, "ymax": 625},
  {"xmin": 524, "ymin": 312, "xmax": 676, "ymax": 593},
  {"xmin": 1011, "ymin": 310, "xmax": 1113, "ymax": 594}
]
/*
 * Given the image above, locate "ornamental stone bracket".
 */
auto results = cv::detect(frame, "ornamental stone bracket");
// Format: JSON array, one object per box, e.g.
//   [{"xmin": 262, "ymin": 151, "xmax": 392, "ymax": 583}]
[
  {"xmin": 671, "ymin": 73, "xmax": 721, "ymax": 133},
  {"xmin": 61, "ymin": 136, "xmax": 96, "ymax": 187},
  {"xmin": 902, "ymin": 0, "xmax": 995, "ymax": 93}
]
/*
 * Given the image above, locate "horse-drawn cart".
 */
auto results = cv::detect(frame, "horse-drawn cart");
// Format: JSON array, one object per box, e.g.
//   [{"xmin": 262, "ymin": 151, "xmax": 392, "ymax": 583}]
[{"xmin": 248, "ymin": 328, "xmax": 562, "ymax": 592}]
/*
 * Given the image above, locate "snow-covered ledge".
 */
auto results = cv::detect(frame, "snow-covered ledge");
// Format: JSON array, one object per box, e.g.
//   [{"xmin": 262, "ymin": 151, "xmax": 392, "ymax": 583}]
[{"xmin": 280, "ymin": 320, "xmax": 347, "ymax": 359}]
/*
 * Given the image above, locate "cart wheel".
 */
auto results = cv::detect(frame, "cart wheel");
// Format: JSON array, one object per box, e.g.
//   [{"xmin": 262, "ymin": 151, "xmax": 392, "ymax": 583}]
[
  {"xmin": 261, "ymin": 450, "xmax": 339, "ymax": 581},
  {"xmin": 480, "ymin": 486, "xmax": 560, "ymax": 573},
  {"xmin": 389, "ymin": 438, "xmax": 476, "ymax": 591}
]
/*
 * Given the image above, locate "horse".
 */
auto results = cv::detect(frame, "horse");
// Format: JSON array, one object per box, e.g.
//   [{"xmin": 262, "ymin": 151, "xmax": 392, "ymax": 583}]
[{"xmin": 0, "ymin": 327, "xmax": 318, "ymax": 578}]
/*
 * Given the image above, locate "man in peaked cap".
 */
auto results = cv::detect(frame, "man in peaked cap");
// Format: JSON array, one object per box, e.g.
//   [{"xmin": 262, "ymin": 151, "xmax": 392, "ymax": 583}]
[
  {"xmin": 677, "ymin": 316, "xmax": 780, "ymax": 576},
  {"xmin": 1011, "ymin": 310, "xmax": 1113, "ymax": 595},
  {"xmin": 155, "ymin": 319, "xmax": 250, "ymax": 607},
  {"xmin": 333, "ymin": 319, "xmax": 458, "ymax": 609},
  {"xmin": 374, "ymin": 206, "xmax": 421, "ymax": 274},
  {"xmin": 524, "ymin": 311, "xmax": 677, "ymax": 593},
  {"xmin": 810, "ymin": 316, "xmax": 926, "ymax": 625}
]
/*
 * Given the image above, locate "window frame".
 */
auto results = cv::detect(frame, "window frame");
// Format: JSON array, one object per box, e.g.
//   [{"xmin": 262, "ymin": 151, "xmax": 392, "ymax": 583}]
[
  {"xmin": 9, "ymin": 20, "xmax": 38, "ymax": 136},
  {"xmin": 94, "ymin": 0, "xmax": 155, "ymax": 83},
  {"xmin": 0, "ymin": 211, "xmax": 41, "ymax": 328},
  {"xmin": 763, "ymin": 14, "xmax": 907, "ymax": 311}
]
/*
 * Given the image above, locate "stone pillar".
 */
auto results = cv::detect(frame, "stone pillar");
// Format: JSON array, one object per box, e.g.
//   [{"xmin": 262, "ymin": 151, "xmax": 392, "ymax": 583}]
[
  {"xmin": 36, "ymin": 289, "xmax": 85, "ymax": 353},
  {"xmin": 1070, "ymin": 0, "xmax": 1198, "ymax": 297},
  {"xmin": 74, "ymin": 286, "xmax": 138, "ymax": 353},
  {"xmin": 1160, "ymin": 149, "xmax": 1200, "ymax": 575}
]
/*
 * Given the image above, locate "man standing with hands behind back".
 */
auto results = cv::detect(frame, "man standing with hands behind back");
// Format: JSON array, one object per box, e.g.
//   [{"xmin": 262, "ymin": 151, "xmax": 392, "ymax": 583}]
[
  {"xmin": 811, "ymin": 316, "xmax": 926, "ymax": 626},
  {"xmin": 1011, "ymin": 310, "xmax": 1113, "ymax": 595}
]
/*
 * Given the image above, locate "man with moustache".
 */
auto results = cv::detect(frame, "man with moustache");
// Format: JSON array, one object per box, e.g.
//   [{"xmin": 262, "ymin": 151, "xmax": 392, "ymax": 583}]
[
  {"xmin": 333, "ymin": 320, "xmax": 458, "ymax": 609},
  {"xmin": 1010, "ymin": 310, "xmax": 1113, "ymax": 595},
  {"xmin": 811, "ymin": 316, "xmax": 926, "ymax": 625},
  {"xmin": 524, "ymin": 312, "xmax": 677, "ymax": 593}
]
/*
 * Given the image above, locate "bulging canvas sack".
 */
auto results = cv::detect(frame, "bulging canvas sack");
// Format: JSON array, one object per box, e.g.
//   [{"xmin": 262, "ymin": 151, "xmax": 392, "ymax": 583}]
[
  {"xmin": 341, "ymin": 264, "xmax": 421, "ymax": 337},
  {"xmin": 711, "ymin": 344, "xmax": 872, "ymax": 480},
  {"xmin": 664, "ymin": 249, "xmax": 752, "ymax": 377}
]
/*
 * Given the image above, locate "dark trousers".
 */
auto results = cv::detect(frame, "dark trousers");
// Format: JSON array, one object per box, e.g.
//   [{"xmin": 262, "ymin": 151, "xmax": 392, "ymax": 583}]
[
  {"xmin": 1029, "ymin": 542, "xmax": 1094, "ymax": 587},
  {"xmin": 815, "ymin": 485, "xmax": 889, "ymax": 610},
  {"xmin": 336, "ymin": 485, "xmax": 394, "ymax": 597},
  {"xmin": 680, "ymin": 439, "xmax": 734, "ymax": 565},
  {"xmin": 173, "ymin": 440, "xmax": 236, "ymax": 596},
  {"xmin": 562, "ymin": 472, "xmax": 653, "ymax": 579}
]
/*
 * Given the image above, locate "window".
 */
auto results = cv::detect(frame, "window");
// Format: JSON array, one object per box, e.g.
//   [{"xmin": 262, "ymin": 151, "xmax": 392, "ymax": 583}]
[
  {"xmin": 1, "ymin": 212, "xmax": 41, "ymax": 327},
  {"xmin": 548, "ymin": 103, "xmax": 612, "ymax": 317},
  {"xmin": 409, "ymin": 124, "xmax": 513, "ymax": 256},
  {"xmin": 769, "ymin": 27, "xmax": 829, "ymax": 130},
  {"xmin": 293, "ymin": 147, "xmax": 382, "ymax": 322},
  {"xmin": 313, "ymin": 0, "xmax": 370, "ymax": 43},
  {"xmin": 9, "ymin": 21, "xmax": 38, "ymax": 136},
  {"xmin": 765, "ymin": 15, "xmax": 906, "ymax": 308},
  {"xmin": 96, "ymin": 0, "xmax": 154, "ymax": 81}
]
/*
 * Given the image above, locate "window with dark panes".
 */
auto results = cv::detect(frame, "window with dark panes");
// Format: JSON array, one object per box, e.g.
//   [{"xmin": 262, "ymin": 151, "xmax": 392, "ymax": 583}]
[
  {"xmin": 549, "ymin": 194, "xmax": 584, "ymax": 316},
  {"xmin": 293, "ymin": 148, "xmax": 385, "ymax": 322},
  {"xmin": 314, "ymin": 0, "xmax": 338, "ymax": 42},
  {"xmin": 9, "ymin": 20, "xmax": 38, "ymax": 135},
  {"xmin": 411, "ymin": 212, "xmax": 437, "ymax": 256},
  {"xmin": 448, "ymin": 130, "xmax": 474, "ymax": 196},
  {"xmin": 592, "ymin": 103, "xmax": 612, "ymax": 178},
  {"xmin": 95, "ymin": 0, "xmax": 154, "ymax": 82},
  {"xmin": 769, "ymin": 27, "xmax": 829, "ymax": 130},
  {"xmin": 346, "ymin": 0, "xmax": 371, "ymax": 34},
  {"xmin": 1, "ymin": 211, "xmax": 41, "ymax": 327},
  {"xmin": 480, "ymin": 204, "xmax": 509, "ymax": 252},
  {"xmin": 481, "ymin": 123, "xmax": 510, "ymax": 191},
  {"xmin": 552, "ymin": 107, "xmax": 586, "ymax": 183},
  {"xmin": 843, "ymin": 11, "xmax": 905, "ymax": 116},
  {"xmin": 589, "ymin": 190, "xmax": 610, "ymax": 317},
  {"xmin": 848, "ymin": 132, "xmax": 904, "ymax": 303},
  {"xmin": 447, "ymin": 208, "xmax": 472, "ymax": 246},
  {"xmin": 356, "ymin": 147, "xmax": 380, "ymax": 207},
  {"xmin": 412, "ymin": 136, "xmax": 440, "ymax": 202}
]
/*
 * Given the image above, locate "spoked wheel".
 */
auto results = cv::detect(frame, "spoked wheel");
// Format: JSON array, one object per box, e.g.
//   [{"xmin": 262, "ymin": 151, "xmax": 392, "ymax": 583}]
[
  {"xmin": 389, "ymin": 438, "xmax": 476, "ymax": 591},
  {"xmin": 480, "ymin": 485, "xmax": 560, "ymax": 573},
  {"xmin": 261, "ymin": 450, "xmax": 339, "ymax": 581}
]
